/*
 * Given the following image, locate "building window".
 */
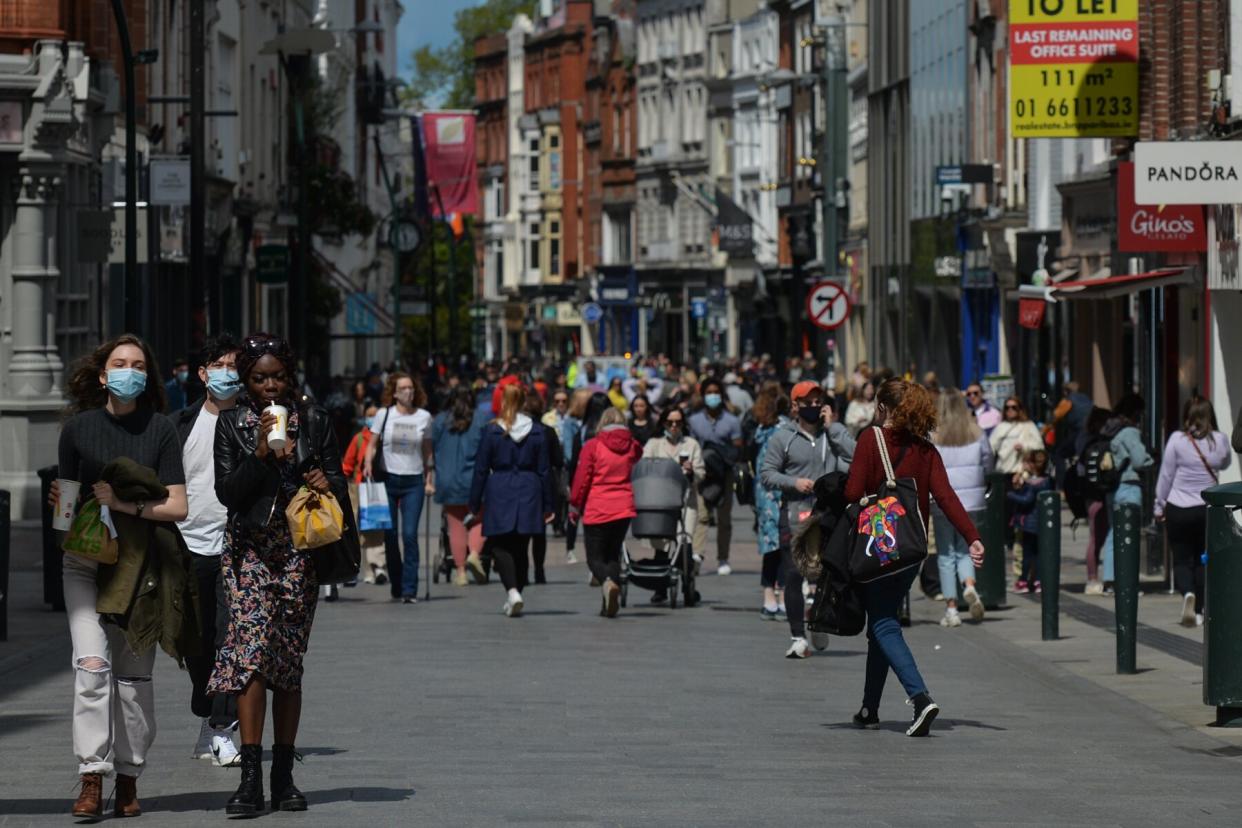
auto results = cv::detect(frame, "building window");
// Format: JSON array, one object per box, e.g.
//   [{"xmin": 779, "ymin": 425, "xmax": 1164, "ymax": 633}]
[
  {"xmin": 548, "ymin": 217, "xmax": 562, "ymax": 276},
  {"xmin": 529, "ymin": 221, "xmax": 541, "ymax": 271},
  {"xmin": 529, "ymin": 138, "xmax": 540, "ymax": 184}
]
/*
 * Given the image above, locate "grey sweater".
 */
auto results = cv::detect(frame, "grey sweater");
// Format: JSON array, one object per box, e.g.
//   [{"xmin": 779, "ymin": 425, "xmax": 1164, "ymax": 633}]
[{"xmin": 760, "ymin": 420, "xmax": 855, "ymax": 521}]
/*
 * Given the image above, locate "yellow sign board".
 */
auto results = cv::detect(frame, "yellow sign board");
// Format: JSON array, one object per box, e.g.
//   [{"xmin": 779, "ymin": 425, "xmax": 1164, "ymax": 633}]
[{"xmin": 1009, "ymin": 0, "xmax": 1139, "ymax": 137}]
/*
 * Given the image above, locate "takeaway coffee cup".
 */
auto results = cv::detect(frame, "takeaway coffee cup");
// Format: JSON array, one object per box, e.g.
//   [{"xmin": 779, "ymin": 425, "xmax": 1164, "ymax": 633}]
[
  {"xmin": 264, "ymin": 404, "xmax": 289, "ymax": 451},
  {"xmin": 53, "ymin": 479, "xmax": 81, "ymax": 531}
]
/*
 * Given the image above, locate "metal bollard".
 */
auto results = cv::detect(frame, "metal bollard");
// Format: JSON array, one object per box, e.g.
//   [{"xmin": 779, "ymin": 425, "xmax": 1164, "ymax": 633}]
[
  {"xmin": 1113, "ymin": 501, "xmax": 1142, "ymax": 675},
  {"xmin": 0, "ymin": 489, "xmax": 9, "ymax": 642},
  {"xmin": 1038, "ymin": 490, "xmax": 1061, "ymax": 641},
  {"xmin": 1202, "ymin": 482, "xmax": 1242, "ymax": 726},
  {"xmin": 975, "ymin": 472, "xmax": 1009, "ymax": 610},
  {"xmin": 37, "ymin": 465, "xmax": 65, "ymax": 611}
]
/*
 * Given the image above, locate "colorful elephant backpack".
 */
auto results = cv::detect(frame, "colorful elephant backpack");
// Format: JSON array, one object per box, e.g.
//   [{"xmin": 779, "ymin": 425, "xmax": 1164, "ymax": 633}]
[{"xmin": 847, "ymin": 427, "xmax": 927, "ymax": 583}]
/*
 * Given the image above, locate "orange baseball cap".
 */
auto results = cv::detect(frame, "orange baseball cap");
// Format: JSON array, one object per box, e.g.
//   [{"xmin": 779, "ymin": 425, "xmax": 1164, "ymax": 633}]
[{"xmin": 791, "ymin": 381, "xmax": 821, "ymax": 402}]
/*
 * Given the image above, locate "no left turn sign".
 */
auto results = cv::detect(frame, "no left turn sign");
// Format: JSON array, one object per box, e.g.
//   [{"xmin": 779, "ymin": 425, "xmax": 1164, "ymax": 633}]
[{"xmin": 806, "ymin": 281, "xmax": 851, "ymax": 330}]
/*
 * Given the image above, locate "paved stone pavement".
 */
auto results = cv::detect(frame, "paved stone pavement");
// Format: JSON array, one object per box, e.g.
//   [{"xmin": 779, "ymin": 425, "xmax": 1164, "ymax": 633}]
[{"xmin": 2, "ymin": 506, "xmax": 1242, "ymax": 826}]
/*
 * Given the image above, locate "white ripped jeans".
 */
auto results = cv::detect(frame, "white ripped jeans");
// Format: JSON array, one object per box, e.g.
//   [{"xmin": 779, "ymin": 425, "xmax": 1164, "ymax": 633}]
[{"xmin": 63, "ymin": 555, "xmax": 157, "ymax": 777}]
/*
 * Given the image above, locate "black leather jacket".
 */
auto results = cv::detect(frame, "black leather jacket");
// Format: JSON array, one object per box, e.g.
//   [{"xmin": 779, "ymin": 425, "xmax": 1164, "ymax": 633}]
[{"xmin": 214, "ymin": 400, "xmax": 353, "ymax": 530}]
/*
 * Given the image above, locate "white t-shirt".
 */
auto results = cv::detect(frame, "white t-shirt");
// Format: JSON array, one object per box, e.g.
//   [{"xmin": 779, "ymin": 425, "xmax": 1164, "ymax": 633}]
[
  {"xmin": 371, "ymin": 406, "xmax": 432, "ymax": 476},
  {"xmin": 177, "ymin": 407, "xmax": 228, "ymax": 556}
]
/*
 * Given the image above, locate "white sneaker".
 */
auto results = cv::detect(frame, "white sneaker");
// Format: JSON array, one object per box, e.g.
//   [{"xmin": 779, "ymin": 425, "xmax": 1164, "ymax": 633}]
[
  {"xmin": 192, "ymin": 719, "xmax": 213, "ymax": 760},
  {"xmin": 963, "ymin": 585, "xmax": 985, "ymax": 622},
  {"xmin": 692, "ymin": 553, "xmax": 703, "ymax": 575},
  {"xmin": 810, "ymin": 631, "xmax": 830, "ymax": 651},
  {"xmin": 940, "ymin": 607, "xmax": 962, "ymax": 628},
  {"xmin": 504, "ymin": 589, "xmax": 524, "ymax": 617},
  {"xmin": 785, "ymin": 637, "xmax": 811, "ymax": 659},
  {"xmin": 1180, "ymin": 593, "xmax": 1196, "ymax": 627},
  {"xmin": 1196, "ymin": 613, "xmax": 1205, "ymax": 627},
  {"xmin": 211, "ymin": 726, "xmax": 240, "ymax": 767},
  {"xmin": 1084, "ymin": 580, "xmax": 1104, "ymax": 596},
  {"xmin": 717, "ymin": 563, "xmax": 733, "ymax": 576},
  {"xmin": 566, "ymin": 550, "xmax": 579, "ymax": 565}
]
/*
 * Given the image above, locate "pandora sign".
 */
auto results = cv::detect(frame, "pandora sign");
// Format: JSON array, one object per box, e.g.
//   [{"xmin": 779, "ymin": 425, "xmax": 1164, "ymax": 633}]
[{"xmin": 1118, "ymin": 162, "xmax": 1206, "ymax": 253}]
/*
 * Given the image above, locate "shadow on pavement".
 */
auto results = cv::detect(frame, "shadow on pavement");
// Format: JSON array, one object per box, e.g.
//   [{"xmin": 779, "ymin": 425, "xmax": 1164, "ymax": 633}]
[
  {"xmin": 0, "ymin": 713, "xmax": 61, "ymax": 739},
  {"xmin": 821, "ymin": 717, "xmax": 1006, "ymax": 733},
  {"xmin": 0, "ymin": 787, "xmax": 414, "ymax": 816}
]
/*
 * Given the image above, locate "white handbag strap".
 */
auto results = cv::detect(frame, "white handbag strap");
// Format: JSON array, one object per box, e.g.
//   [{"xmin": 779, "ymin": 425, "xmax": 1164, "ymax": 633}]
[{"xmin": 873, "ymin": 426, "xmax": 896, "ymax": 485}]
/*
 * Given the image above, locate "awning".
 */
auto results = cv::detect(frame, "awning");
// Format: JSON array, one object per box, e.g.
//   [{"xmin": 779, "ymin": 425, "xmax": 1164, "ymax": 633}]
[{"xmin": 1051, "ymin": 267, "xmax": 1195, "ymax": 301}]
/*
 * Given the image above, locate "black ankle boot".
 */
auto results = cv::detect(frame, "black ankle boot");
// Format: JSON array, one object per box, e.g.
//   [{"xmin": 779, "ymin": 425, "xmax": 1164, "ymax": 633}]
[
  {"xmin": 270, "ymin": 744, "xmax": 308, "ymax": 811},
  {"xmin": 226, "ymin": 744, "xmax": 265, "ymax": 815}
]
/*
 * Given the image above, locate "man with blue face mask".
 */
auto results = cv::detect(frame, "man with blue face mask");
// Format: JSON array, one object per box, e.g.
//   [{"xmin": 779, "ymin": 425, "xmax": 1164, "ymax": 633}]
[
  {"xmin": 173, "ymin": 333, "xmax": 243, "ymax": 769},
  {"xmin": 165, "ymin": 356, "xmax": 191, "ymax": 412},
  {"xmin": 689, "ymin": 377, "xmax": 744, "ymax": 575}
]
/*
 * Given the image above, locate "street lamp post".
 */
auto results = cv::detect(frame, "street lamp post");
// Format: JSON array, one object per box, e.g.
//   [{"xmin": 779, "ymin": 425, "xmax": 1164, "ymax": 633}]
[{"xmin": 107, "ymin": 0, "xmax": 141, "ymax": 333}]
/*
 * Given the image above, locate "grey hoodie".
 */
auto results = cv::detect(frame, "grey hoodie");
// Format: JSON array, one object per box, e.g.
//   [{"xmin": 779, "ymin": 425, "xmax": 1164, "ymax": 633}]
[{"xmin": 760, "ymin": 420, "xmax": 855, "ymax": 523}]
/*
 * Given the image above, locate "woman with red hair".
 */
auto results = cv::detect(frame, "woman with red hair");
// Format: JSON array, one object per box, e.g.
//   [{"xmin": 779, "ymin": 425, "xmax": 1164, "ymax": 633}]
[
  {"xmin": 845, "ymin": 379, "xmax": 985, "ymax": 737},
  {"xmin": 469, "ymin": 383, "xmax": 555, "ymax": 617}
]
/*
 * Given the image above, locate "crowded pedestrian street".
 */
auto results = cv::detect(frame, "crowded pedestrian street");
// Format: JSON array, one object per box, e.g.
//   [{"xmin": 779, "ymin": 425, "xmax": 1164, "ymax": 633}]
[
  {"xmin": 5, "ymin": 0, "xmax": 1242, "ymax": 824},
  {"xmin": 2, "ymin": 506, "xmax": 1239, "ymax": 825}
]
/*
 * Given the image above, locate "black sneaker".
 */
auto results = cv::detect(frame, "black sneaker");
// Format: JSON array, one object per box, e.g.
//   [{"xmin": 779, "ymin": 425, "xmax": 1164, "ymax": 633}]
[
  {"xmin": 651, "ymin": 590, "xmax": 668, "ymax": 605},
  {"xmin": 852, "ymin": 707, "xmax": 880, "ymax": 730},
  {"xmin": 905, "ymin": 692, "xmax": 939, "ymax": 737}
]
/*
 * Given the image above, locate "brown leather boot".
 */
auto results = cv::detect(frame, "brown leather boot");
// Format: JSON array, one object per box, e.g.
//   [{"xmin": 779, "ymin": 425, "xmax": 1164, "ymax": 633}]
[
  {"xmin": 114, "ymin": 774, "xmax": 142, "ymax": 818},
  {"xmin": 71, "ymin": 772, "xmax": 103, "ymax": 819}
]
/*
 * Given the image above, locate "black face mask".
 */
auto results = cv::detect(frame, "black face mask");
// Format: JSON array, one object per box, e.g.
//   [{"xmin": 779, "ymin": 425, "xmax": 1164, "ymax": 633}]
[{"xmin": 799, "ymin": 404, "xmax": 823, "ymax": 423}]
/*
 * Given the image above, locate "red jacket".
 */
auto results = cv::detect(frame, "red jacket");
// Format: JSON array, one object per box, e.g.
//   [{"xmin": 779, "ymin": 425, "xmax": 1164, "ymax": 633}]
[
  {"xmin": 570, "ymin": 425, "xmax": 643, "ymax": 525},
  {"xmin": 342, "ymin": 429, "xmax": 374, "ymax": 484}
]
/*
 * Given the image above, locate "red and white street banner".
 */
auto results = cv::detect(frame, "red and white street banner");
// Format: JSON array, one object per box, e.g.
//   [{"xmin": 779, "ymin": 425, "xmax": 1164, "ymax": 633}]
[
  {"xmin": 1117, "ymin": 162, "xmax": 1206, "ymax": 253},
  {"xmin": 421, "ymin": 112, "xmax": 479, "ymax": 217}
]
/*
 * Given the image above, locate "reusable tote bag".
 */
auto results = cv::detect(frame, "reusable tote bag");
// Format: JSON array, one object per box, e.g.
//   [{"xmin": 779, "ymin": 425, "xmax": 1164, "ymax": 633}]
[
  {"xmin": 358, "ymin": 479, "xmax": 393, "ymax": 532},
  {"xmin": 847, "ymin": 427, "xmax": 928, "ymax": 583}
]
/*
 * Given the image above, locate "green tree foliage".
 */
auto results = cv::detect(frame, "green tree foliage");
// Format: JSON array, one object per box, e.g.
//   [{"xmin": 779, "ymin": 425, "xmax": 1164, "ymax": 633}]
[{"xmin": 404, "ymin": 0, "xmax": 536, "ymax": 109}]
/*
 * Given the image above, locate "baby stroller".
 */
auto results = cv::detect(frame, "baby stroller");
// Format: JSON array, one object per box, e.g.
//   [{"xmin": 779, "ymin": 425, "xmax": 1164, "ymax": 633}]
[{"xmin": 621, "ymin": 457, "xmax": 700, "ymax": 608}]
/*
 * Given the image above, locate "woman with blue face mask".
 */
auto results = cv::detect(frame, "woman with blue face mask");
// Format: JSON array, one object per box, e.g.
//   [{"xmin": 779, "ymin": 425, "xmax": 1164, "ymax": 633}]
[{"xmin": 52, "ymin": 334, "xmax": 189, "ymax": 819}]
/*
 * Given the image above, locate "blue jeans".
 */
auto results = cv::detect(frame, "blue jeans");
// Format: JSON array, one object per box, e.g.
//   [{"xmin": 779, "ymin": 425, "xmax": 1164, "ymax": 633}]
[
  {"xmin": 933, "ymin": 511, "xmax": 980, "ymax": 604},
  {"xmin": 862, "ymin": 566, "xmax": 928, "ymax": 711},
  {"xmin": 385, "ymin": 473, "xmax": 425, "ymax": 597},
  {"xmin": 1100, "ymin": 482, "xmax": 1141, "ymax": 583}
]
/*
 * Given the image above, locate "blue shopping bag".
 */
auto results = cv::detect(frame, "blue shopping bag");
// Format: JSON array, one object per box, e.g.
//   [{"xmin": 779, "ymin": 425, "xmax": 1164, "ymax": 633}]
[{"xmin": 358, "ymin": 480, "xmax": 393, "ymax": 532}]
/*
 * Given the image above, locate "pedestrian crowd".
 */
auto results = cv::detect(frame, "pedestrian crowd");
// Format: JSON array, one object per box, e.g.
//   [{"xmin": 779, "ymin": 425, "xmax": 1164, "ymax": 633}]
[{"xmin": 46, "ymin": 333, "xmax": 1232, "ymax": 818}]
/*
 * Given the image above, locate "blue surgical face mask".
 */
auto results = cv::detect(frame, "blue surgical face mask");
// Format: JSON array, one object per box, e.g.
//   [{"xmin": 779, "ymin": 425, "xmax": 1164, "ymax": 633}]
[
  {"xmin": 365, "ymin": 416, "xmax": 375, "ymax": 429},
  {"xmin": 704, "ymin": 393, "xmax": 722, "ymax": 409},
  {"xmin": 176, "ymin": 369, "xmax": 189, "ymax": 384},
  {"xmin": 106, "ymin": 368, "xmax": 147, "ymax": 403},
  {"xmin": 206, "ymin": 367, "xmax": 241, "ymax": 400}
]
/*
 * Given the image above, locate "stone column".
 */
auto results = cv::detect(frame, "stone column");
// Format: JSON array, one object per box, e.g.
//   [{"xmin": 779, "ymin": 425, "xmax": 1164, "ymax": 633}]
[{"xmin": 8, "ymin": 168, "xmax": 60, "ymax": 397}]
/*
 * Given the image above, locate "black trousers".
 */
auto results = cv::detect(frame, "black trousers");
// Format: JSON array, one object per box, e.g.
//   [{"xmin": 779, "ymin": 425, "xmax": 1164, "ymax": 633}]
[
  {"xmin": 185, "ymin": 554, "xmax": 238, "ymax": 728},
  {"xmin": 584, "ymin": 518, "xmax": 630, "ymax": 586},
  {"xmin": 1166, "ymin": 503, "xmax": 1207, "ymax": 614},
  {"xmin": 781, "ymin": 545, "xmax": 805, "ymax": 638},
  {"xmin": 487, "ymin": 533, "xmax": 531, "ymax": 592},
  {"xmin": 384, "ymin": 533, "xmax": 403, "ymax": 599},
  {"xmin": 531, "ymin": 533, "xmax": 547, "ymax": 581}
]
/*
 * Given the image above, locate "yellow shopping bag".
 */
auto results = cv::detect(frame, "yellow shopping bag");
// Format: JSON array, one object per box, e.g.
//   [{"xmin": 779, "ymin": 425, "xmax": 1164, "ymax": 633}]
[
  {"xmin": 62, "ymin": 499, "xmax": 119, "ymax": 564},
  {"xmin": 285, "ymin": 487, "xmax": 344, "ymax": 550}
]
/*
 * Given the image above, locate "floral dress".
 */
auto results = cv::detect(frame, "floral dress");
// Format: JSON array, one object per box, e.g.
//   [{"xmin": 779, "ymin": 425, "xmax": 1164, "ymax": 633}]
[
  {"xmin": 753, "ymin": 417, "xmax": 788, "ymax": 555},
  {"xmin": 209, "ymin": 407, "xmax": 319, "ymax": 694}
]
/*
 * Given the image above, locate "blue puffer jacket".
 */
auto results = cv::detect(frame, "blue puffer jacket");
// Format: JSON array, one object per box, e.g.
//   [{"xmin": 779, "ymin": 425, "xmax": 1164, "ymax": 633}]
[{"xmin": 430, "ymin": 408, "xmax": 487, "ymax": 505}]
